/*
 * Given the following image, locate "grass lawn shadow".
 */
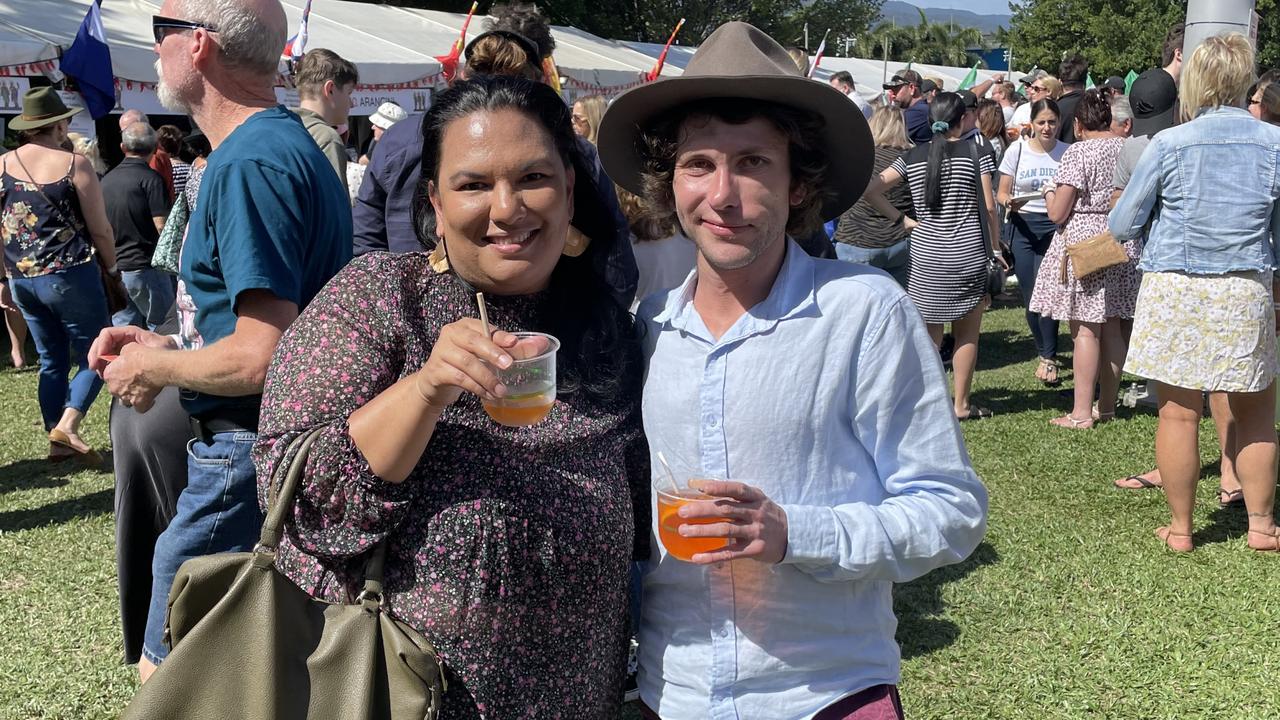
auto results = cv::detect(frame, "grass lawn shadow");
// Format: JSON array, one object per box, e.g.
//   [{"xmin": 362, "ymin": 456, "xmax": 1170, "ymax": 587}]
[
  {"xmin": 894, "ymin": 541, "xmax": 999, "ymax": 660},
  {"xmin": 0, "ymin": 457, "xmax": 111, "ymax": 495},
  {"xmin": 1194, "ymin": 502, "xmax": 1250, "ymax": 547},
  {"xmin": 0, "ymin": 487, "xmax": 114, "ymax": 532}
]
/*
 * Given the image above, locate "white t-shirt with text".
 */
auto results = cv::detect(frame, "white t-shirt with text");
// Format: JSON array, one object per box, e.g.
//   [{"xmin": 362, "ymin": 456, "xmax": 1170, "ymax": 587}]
[{"xmin": 998, "ymin": 138, "xmax": 1070, "ymax": 214}]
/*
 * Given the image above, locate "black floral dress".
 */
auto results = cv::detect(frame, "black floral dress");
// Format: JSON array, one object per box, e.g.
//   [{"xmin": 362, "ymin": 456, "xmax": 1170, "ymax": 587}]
[{"xmin": 253, "ymin": 252, "xmax": 648, "ymax": 719}]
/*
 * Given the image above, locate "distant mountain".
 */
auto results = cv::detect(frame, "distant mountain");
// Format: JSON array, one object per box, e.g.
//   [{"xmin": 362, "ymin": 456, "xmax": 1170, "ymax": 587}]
[{"xmin": 877, "ymin": 1, "xmax": 1012, "ymax": 35}]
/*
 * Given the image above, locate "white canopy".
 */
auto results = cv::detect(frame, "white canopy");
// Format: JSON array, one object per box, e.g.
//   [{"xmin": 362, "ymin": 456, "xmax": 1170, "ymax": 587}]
[{"xmin": 0, "ymin": 21, "xmax": 59, "ymax": 70}]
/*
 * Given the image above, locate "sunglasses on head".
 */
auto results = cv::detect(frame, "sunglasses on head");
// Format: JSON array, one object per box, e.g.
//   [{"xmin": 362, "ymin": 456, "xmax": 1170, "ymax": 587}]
[{"xmin": 152, "ymin": 15, "xmax": 219, "ymax": 45}]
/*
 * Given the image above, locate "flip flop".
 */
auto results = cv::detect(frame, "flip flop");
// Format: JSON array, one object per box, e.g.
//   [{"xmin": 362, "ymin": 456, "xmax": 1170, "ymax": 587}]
[
  {"xmin": 1114, "ymin": 474, "xmax": 1161, "ymax": 490},
  {"xmin": 957, "ymin": 406, "xmax": 993, "ymax": 422},
  {"xmin": 1218, "ymin": 488, "xmax": 1245, "ymax": 509}
]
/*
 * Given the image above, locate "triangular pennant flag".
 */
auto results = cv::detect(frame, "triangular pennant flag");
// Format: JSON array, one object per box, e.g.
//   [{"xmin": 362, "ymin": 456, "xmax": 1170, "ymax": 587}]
[
  {"xmin": 1086, "ymin": 72, "xmax": 1096, "ymax": 90},
  {"xmin": 957, "ymin": 61, "xmax": 980, "ymax": 90},
  {"xmin": 1124, "ymin": 69, "xmax": 1139, "ymax": 95}
]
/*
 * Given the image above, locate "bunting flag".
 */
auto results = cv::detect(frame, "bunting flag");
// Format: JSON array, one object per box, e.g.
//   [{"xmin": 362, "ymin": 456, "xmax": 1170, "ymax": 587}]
[
  {"xmin": 646, "ymin": 17, "xmax": 685, "ymax": 82},
  {"xmin": 806, "ymin": 29, "xmax": 830, "ymax": 79},
  {"xmin": 60, "ymin": 0, "xmax": 114, "ymax": 119},
  {"xmin": 1124, "ymin": 69, "xmax": 1139, "ymax": 95},
  {"xmin": 281, "ymin": 0, "xmax": 312, "ymax": 61},
  {"xmin": 434, "ymin": 0, "xmax": 478, "ymax": 83},
  {"xmin": 1086, "ymin": 72, "xmax": 1096, "ymax": 90},
  {"xmin": 957, "ymin": 61, "xmax": 980, "ymax": 90},
  {"xmin": 542, "ymin": 56, "xmax": 561, "ymax": 93}
]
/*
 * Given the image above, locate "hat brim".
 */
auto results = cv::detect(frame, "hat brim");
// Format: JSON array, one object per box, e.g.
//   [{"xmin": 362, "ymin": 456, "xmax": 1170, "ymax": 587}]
[
  {"xmin": 9, "ymin": 106, "xmax": 81, "ymax": 131},
  {"xmin": 597, "ymin": 75, "xmax": 874, "ymax": 221},
  {"xmin": 1131, "ymin": 106, "xmax": 1176, "ymax": 137}
]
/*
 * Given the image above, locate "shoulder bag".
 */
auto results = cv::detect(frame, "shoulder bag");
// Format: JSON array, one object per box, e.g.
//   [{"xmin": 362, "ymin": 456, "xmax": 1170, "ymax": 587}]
[
  {"xmin": 966, "ymin": 141, "xmax": 1007, "ymax": 296},
  {"xmin": 151, "ymin": 192, "xmax": 188, "ymax": 274},
  {"xmin": 1064, "ymin": 230, "xmax": 1129, "ymax": 282},
  {"xmin": 121, "ymin": 427, "xmax": 447, "ymax": 720}
]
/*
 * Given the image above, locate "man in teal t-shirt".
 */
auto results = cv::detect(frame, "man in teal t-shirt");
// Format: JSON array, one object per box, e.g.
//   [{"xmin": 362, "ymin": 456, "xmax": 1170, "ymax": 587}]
[{"xmin": 91, "ymin": 0, "xmax": 351, "ymax": 680}]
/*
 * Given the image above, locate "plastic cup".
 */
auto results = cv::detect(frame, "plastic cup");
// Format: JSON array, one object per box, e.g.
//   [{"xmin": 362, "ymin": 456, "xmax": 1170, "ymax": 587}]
[
  {"xmin": 482, "ymin": 332, "xmax": 559, "ymax": 427},
  {"xmin": 657, "ymin": 482, "xmax": 730, "ymax": 561}
]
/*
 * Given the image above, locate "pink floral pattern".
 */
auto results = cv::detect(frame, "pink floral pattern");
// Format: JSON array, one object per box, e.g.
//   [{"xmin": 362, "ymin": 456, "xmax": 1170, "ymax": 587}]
[{"xmin": 253, "ymin": 252, "xmax": 648, "ymax": 718}]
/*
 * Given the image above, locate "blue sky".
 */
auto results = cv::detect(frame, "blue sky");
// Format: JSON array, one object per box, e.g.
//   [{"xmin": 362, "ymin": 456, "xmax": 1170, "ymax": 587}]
[{"xmin": 918, "ymin": 0, "xmax": 1015, "ymax": 14}]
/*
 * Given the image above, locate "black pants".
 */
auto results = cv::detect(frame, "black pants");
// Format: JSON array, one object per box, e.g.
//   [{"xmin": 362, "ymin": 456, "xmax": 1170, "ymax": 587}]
[{"xmin": 112, "ymin": 385, "xmax": 192, "ymax": 664}]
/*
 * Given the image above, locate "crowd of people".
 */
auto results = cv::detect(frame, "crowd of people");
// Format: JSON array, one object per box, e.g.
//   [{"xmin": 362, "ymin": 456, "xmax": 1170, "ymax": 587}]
[{"xmin": 1, "ymin": 0, "xmax": 1279, "ymax": 717}]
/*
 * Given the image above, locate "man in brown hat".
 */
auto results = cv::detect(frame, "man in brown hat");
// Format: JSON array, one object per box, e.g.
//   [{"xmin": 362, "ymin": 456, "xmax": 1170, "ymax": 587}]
[
  {"xmin": 89, "ymin": 0, "xmax": 351, "ymax": 682},
  {"xmin": 598, "ymin": 21, "xmax": 987, "ymax": 720}
]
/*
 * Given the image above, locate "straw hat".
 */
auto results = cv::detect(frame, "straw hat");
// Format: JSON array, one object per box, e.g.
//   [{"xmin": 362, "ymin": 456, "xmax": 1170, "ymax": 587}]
[
  {"xmin": 9, "ymin": 87, "xmax": 81, "ymax": 131},
  {"xmin": 369, "ymin": 102, "xmax": 408, "ymax": 130},
  {"xmin": 596, "ymin": 22, "xmax": 873, "ymax": 220}
]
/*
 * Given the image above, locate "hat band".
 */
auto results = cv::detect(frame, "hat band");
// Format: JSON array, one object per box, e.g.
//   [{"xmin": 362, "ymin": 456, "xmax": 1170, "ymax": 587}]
[{"xmin": 19, "ymin": 110, "xmax": 66, "ymax": 123}]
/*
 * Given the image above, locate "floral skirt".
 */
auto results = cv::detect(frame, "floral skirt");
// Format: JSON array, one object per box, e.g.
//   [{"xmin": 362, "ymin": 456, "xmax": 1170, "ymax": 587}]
[{"xmin": 1127, "ymin": 270, "xmax": 1277, "ymax": 392}]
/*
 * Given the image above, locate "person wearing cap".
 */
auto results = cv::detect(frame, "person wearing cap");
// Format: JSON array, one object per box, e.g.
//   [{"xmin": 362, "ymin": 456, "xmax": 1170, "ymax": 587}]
[
  {"xmin": 1, "ymin": 87, "xmax": 117, "ymax": 465},
  {"xmin": 1010, "ymin": 69, "xmax": 1052, "ymax": 128},
  {"xmin": 1102, "ymin": 76, "xmax": 1127, "ymax": 96},
  {"xmin": 597, "ymin": 22, "xmax": 987, "ymax": 720},
  {"xmin": 885, "ymin": 68, "xmax": 933, "ymax": 144},
  {"xmin": 1109, "ymin": 34, "xmax": 1280, "ymax": 553},
  {"xmin": 920, "ymin": 78, "xmax": 940, "ymax": 104},
  {"xmin": 359, "ymin": 101, "xmax": 406, "ymax": 165}
]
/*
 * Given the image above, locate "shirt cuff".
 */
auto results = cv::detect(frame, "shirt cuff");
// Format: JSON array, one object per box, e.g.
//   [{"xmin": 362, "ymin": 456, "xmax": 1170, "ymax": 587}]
[{"xmin": 779, "ymin": 503, "xmax": 840, "ymax": 565}]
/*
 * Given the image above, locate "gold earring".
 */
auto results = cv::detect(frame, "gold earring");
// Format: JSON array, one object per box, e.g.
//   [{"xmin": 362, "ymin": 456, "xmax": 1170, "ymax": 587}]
[
  {"xmin": 562, "ymin": 224, "xmax": 590, "ymax": 257},
  {"xmin": 428, "ymin": 238, "xmax": 450, "ymax": 273}
]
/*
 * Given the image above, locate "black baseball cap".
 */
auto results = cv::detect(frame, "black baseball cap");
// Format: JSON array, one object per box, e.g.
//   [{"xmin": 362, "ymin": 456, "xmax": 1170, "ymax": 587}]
[
  {"xmin": 1018, "ymin": 69, "xmax": 1047, "ymax": 86},
  {"xmin": 920, "ymin": 79, "xmax": 939, "ymax": 94},
  {"xmin": 1103, "ymin": 75, "xmax": 1126, "ymax": 93},
  {"xmin": 959, "ymin": 89, "xmax": 978, "ymax": 109},
  {"xmin": 1129, "ymin": 67, "xmax": 1178, "ymax": 137},
  {"xmin": 883, "ymin": 69, "xmax": 922, "ymax": 90}
]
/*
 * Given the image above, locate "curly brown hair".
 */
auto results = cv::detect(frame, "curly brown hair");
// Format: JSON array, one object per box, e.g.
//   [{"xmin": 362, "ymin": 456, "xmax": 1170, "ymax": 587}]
[{"xmin": 635, "ymin": 98, "xmax": 832, "ymax": 238}]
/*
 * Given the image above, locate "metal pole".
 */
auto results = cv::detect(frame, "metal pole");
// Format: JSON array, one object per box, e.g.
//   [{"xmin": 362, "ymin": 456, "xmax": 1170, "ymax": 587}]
[{"xmin": 1184, "ymin": 0, "xmax": 1257, "ymax": 57}]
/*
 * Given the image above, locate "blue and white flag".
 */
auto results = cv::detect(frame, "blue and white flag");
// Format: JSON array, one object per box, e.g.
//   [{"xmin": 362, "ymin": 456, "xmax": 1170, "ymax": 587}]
[{"xmin": 60, "ymin": 0, "xmax": 115, "ymax": 119}]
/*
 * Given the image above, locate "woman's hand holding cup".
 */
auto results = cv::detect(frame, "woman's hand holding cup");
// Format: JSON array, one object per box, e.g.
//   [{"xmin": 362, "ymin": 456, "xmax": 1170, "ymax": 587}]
[{"xmin": 414, "ymin": 318, "xmax": 518, "ymax": 411}]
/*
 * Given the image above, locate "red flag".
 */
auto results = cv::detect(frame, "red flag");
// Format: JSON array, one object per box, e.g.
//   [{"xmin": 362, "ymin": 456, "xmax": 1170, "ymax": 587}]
[
  {"xmin": 646, "ymin": 18, "xmax": 685, "ymax": 82},
  {"xmin": 435, "ymin": 1, "xmax": 478, "ymax": 83}
]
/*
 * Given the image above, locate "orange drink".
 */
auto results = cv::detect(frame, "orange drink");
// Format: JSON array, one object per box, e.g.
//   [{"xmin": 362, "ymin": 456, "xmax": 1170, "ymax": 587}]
[
  {"xmin": 657, "ymin": 487, "xmax": 729, "ymax": 561},
  {"xmin": 483, "ymin": 389, "xmax": 555, "ymax": 427},
  {"xmin": 484, "ymin": 332, "xmax": 559, "ymax": 428}
]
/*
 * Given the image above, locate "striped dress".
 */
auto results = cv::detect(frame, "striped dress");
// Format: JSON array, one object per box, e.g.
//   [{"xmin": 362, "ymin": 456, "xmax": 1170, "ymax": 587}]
[{"xmin": 891, "ymin": 139, "xmax": 995, "ymax": 323}]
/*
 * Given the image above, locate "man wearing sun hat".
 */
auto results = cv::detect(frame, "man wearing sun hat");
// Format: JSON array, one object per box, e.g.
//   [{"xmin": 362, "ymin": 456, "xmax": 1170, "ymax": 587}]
[
  {"xmin": 597, "ymin": 21, "xmax": 988, "ymax": 720},
  {"xmin": 360, "ymin": 101, "xmax": 407, "ymax": 165}
]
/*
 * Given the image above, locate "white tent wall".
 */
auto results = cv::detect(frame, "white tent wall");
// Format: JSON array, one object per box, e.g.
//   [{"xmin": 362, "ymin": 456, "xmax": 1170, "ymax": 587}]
[
  {"xmin": 400, "ymin": 9, "xmax": 681, "ymax": 100},
  {"xmin": 0, "ymin": 24, "xmax": 59, "ymax": 70}
]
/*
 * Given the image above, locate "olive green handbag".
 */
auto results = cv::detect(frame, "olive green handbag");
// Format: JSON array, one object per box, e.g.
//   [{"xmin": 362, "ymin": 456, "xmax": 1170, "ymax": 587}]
[{"xmin": 122, "ymin": 428, "xmax": 447, "ymax": 720}]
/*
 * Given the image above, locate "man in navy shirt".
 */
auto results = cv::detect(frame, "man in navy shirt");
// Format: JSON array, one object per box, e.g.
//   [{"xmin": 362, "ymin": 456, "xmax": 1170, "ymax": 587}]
[
  {"xmin": 884, "ymin": 69, "xmax": 932, "ymax": 144},
  {"xmin": 91, "ymin": 0, "xmax": 351, "ymax": 680}
]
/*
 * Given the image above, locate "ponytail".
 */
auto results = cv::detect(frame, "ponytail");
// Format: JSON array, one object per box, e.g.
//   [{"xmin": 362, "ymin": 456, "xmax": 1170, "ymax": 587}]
[{"xmin": 923, "ymin": 93, "xmax": 966, "ymax": 210}]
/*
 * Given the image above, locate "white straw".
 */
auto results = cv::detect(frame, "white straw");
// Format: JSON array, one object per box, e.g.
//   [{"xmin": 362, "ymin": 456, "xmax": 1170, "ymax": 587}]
[
  {"xmin": 656, "ymin": 451, "xmax": 679, "ymax": 493},
  {"xmin": 475, "ymin": 292, "xmax": 491, "ymax": 338}
]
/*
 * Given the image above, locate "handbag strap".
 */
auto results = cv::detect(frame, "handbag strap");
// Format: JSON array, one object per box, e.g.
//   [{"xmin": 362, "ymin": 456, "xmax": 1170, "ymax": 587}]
[
  {"xmin": 259, "ymin": 425, "xmax": 391, "ymax": 604},
  {"xmin": 12, "ymin": 150, "xmax": 80, "ymax": 231},
  {"xmin": 965, "ymin": 140, "xmax": 996, "ymax": 262}
]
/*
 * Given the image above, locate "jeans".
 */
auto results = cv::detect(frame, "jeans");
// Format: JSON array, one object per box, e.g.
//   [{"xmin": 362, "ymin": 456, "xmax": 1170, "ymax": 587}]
[
  {"xmin": 1009, "ymin": 211, "xmax": 1060, "ymax": 359},
  {"xmin": 8, "ymin": 261, "xmax": 109, "ymax": 430},
  {"xmin": 113, "ymin": 268, "xmax": 177, "ymax": 332},
  {"xmin": 834, "ymin": 239, "xmax": 911, "ymax": 289},
  {"xmin": 142, "ymin": 430, "xmax": 263, "ymax": 664}
]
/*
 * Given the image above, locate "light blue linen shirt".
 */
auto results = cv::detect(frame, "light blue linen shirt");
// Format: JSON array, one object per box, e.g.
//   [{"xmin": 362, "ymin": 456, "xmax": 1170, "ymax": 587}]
[{"xmin": 636, "ymin": 240, "xmax": 988, "ymax": 720}]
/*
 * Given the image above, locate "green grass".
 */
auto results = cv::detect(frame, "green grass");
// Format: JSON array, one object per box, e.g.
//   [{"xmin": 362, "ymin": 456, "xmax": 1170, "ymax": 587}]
[{"xmin": 1, "ymin": 302, "xmax": 1278, "ymax": 719}]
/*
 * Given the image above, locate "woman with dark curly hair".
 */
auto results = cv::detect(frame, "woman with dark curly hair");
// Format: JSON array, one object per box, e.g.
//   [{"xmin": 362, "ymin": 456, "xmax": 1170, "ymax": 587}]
[
  {"xmin": 1030, "ymin": 88, "xmax": 1138, "ymax": 429},
  {"xmin": 253, "ymin": 76, "xmax": 648, "ymax": 717}
]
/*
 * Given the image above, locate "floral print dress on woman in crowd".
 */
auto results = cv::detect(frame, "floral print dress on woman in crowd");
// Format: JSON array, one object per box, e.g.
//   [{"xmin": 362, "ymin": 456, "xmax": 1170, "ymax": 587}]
[
  {"xmin": 253, "ymin": 252, "xmax": 649, "ymax": 719},
  {"xmin": 1029, "ymin": 136, "xmax": 1141, "ymax": 323}
]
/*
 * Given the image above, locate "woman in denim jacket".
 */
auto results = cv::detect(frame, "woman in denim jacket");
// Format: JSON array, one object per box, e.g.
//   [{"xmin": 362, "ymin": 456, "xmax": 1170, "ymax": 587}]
[{"xmin": 1111, "ymin": 34, "xmax": 1280, "ymax": 553}]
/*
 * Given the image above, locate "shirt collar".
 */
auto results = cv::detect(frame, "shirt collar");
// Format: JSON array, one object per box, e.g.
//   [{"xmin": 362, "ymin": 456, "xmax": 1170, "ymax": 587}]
[
  {"xmin": 652, "ymin": 237, "xmax": 819, "ymax": 342},
  {"xmin": 1195, "ymin": 105, "xmax": 1252, "ymax": 119}
]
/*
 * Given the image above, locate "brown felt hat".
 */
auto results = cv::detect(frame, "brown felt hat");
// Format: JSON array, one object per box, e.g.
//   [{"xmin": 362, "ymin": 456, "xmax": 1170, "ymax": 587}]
[
  {"xmin": 596, "ymin": 21, "xmax": 873, "ymax": 221},
  {"xmin": 9, "ymin": 87, "xmax": 81, "ymax": 131}
]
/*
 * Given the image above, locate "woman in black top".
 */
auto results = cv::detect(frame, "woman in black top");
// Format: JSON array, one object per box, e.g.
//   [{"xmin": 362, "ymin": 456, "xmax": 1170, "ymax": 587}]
[{"xmin": 832, "ymin": 106, "xmax": 915, "ymax": 288}]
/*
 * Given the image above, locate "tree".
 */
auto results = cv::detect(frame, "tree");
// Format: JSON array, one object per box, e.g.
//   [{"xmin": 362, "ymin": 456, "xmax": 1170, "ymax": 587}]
[
  {"xmin": 1008, "ymin": 0, "xmax": 1183, "ymax": 79},
  {"xmin": 855, "ymin": 9, "xmax": 986, "ymax": 66}
]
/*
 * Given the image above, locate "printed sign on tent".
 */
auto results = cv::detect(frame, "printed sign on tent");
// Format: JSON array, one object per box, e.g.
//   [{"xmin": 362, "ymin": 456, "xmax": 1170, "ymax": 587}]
[
  {"xmin": 275, "ymin": 87, "xmax": 430, "ymax": 116},
  {"xmin": 55, "ymin": 91, "xmax": 96, "ymax": 139},
  {"xmin": 0, "ymin": 78, "xmax": 31, "ymax": 113}
]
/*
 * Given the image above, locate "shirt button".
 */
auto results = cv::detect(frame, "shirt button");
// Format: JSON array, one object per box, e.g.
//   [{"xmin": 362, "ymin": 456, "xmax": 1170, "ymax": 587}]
[{"xmin": 706, "ymin": 416, "xmax": 719, "ymax": 429}]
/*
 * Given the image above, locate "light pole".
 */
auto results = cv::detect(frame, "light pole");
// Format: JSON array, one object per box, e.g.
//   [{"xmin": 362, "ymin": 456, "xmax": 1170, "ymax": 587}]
[{"xmin": 1184, "ymin": 0, "xmax": 1257, "ymax": 56}]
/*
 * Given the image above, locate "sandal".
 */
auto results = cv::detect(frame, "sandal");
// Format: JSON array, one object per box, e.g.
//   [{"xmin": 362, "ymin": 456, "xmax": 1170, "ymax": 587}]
[
  {"xmin": 1218, "ymin": 488, "xmax": 1245, "ymax": 509},
  {"xmin": 48, "ymin": 428, "xmax": 103, "ymax": 467},
  {"xmin": 1155, "ymin": 525, "xmax": 1194, "ymax": 552},
  {"xmin": 1038, "ymin": 358, "xmax": 1060, "ymax": 386},
  {"xmin": 1091, "ymin": 403, "xmax": 1116, "ymax": 424},
  {"xmin": 957, "ymin": 405, "xmax": 994, "ymax": 421},
  {"xmin": 1247, "ymin": 527, "xmax": 1280, "ymax": 552},
  {"xmin": 1113, "ymin": 473, "xmax": 1162, "ymax": 490},
  {"xmin": 1050, "ymin": 414, "xmax": 1094, "ymax": 429}
]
